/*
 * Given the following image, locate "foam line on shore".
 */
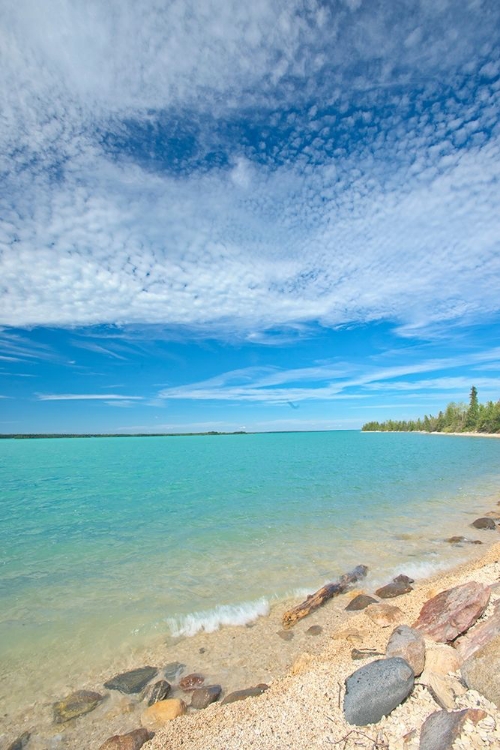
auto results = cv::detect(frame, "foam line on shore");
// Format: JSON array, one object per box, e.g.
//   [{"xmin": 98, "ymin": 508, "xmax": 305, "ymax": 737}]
[{"xmin": 166, "ymin": 597, "xmax": 271, "ymax": 637}]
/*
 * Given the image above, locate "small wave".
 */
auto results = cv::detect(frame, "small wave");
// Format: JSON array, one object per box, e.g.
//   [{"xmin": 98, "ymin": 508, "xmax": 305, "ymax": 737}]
[{"xmin": 166, "ymin": 597, "xmax": 270, "ymax": 637}]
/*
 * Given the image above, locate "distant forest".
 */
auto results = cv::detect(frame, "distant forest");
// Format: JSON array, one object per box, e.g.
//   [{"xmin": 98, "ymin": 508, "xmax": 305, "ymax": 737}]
[{"xmin": 362, "ymin": 387, "xmax": 500, "ymax": 434}]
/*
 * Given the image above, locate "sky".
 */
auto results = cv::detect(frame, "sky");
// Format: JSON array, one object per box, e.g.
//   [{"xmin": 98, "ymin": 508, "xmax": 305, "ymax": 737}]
[{"xmin": 0, "ymin": 0, "xmax": 499, "ymax": 434}]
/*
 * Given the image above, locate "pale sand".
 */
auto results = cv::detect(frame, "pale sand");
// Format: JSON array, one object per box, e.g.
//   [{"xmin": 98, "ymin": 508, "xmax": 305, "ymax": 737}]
[{"xmin": 149, "ymin": 542, "xmax": 500, "ymax": 750}]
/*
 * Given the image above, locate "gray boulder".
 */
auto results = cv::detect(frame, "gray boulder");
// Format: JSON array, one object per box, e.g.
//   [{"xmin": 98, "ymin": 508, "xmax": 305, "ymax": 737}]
[
  {"xmin": 471, "ymin": 517, "xmax": 496, "ymax": 530},
  {"xmin": 343, "ymin": 657, "xmax": 414, "ymax": 725}
]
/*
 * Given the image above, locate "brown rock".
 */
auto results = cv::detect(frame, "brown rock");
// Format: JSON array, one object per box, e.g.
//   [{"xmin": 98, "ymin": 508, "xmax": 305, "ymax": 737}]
[
  {"xmin": 345, "ymin": 594, "xmax": 378, "ymax": 611},
  {"xmin": 471, "ymin": 517, "xmax": 497, "ymax": 529},
  {"xmin": 413, "ymin": 581, "xmax": 490, "ymax": 642},
  {"xmin": 53, "ymin": 689, "xmax": 105, "ymax": 723},
  {"xmin": 179, "ymin": 673, "xmax": 204, "ymax": 692},
  {"xmin": 306, "ymin": 625, "xmax": 323, "ymax": 636},
  {"xmin": 365, "ymin": 602, "xmax": 404, "ymax": 627},
  {"xmin": 419, "ymin": 708, "xmax": 486, "ymax": 750},
  {"xmin": 277, "ymin": 629, "xmax": 294, "ymax": 641},
  {"xmin": 446, "ymin": 536, "xmax": 482, "ymax": 545},
  {"xmin": 221, "ymin": 684, "xmax": 268, "ymax": 704},
  {"xmin": 386, "ymin": 625, "xmax": 425, "ymax": 676},
  {"xmin": 99, "ymin": 728, "xmax": 153, "ymax": 750},
  {"xmin": 190, "ymin": 684, "xmax": 222, "ymax": 709},
  {"xmin": 456, "ymin": 599, "xmax": 500, "ymax": 661},
  {"xmin": 461, "ymin": 633, "xmax": 500, "ymax": 707},
  {"xmin": 375, "ymin": 579, "xmax": 413, "ymax": 599},
  {"xmin": 141, "ymin": 699, "xmax": 186, "ymax": 730},
  {"xmin": 393, "ymin": 574, "xmax": 415, "ymax": 585}
]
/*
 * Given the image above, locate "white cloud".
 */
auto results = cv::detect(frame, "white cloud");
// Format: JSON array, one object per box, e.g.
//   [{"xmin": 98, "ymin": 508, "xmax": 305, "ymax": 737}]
[
  {"xmin": 0, "ymin": 1, "xmax": 499, "ymax": 338},
  {"xmin": 37, "ymin": 393, "xmax": 143, "ymax": 401}
]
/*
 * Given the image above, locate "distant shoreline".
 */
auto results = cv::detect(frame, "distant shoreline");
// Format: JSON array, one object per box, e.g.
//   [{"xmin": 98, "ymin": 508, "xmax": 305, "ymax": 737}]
[{"xmin": 0, "ymin": 429, "xmax": 339, "ymax": 439}]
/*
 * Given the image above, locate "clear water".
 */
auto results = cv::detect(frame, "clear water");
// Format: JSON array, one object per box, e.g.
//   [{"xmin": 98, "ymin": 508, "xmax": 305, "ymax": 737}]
[{"xmin": 0, "ymin": 431, "xmax": 499, "ymax": 712}]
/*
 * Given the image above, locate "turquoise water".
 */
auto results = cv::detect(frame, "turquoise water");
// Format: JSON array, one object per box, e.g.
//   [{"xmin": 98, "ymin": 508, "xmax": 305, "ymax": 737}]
[{"xmin": 1, "ymin": 431, "xmax": 499, "ymax": 704}]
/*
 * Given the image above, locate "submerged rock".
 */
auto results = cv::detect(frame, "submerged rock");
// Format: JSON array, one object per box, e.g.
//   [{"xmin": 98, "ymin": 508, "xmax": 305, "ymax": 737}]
[
  {"xmin": 343, "ymin": 657, "xmax": 414, "ymax": 726},
  {"xmin": 222, "ymin": 684, "xmax": 269, "ymax": 704},
  {"xmin": 53, "ymin": 689, "xmax": 105, "ymax": 723},
  {"xmin": 277, "ymin": 629, "xmax": 294, "ymax": 641},
  {"xmin": 446, "ymin": 535, "xmax": 482, "ymax": 545},
  {"xmin": 386, "ymin": 625, "xmax": 425, "ymax": 676},
  {"xmin": 345, "ymin": 594, "xmax": 378, "ymax": 611},
  {"xmin": 306, "ymin": 625, "xmax": 323, "ymax": 636},
  {"xmin": 413, "ymin": 581, "xmax": 490, "ymax": 642},
  {"xmin": 99, "ymin": 728, "xmax": 153, "ymax": 750},
  {"xmin": 104, "ymin": 667, "xmax": 158, "ymax": 694},
  {"xmin": 179, "ymin": 673, "xmax": 204, "ymax": 692},
  {"xmin": 141, "ymin": 698, "xmax": 186, "ymax": 730},
  {"xmin": 6, "ymin": 732, "xmax": 31, "ymax": 750},
  {"xmin": 143, "ymin": 679, "xmax": 171, "ymax": 706},
  {"xmin": 190, "ymin": 684, "xmax": 222, "ymax": 709},
  {"xmin": 471, "ymin": 517, "xmax": 497, "ymax": 530},
  {"xmin": 163, "ymin": 661, "xmax": 185, "ymax": 681}
]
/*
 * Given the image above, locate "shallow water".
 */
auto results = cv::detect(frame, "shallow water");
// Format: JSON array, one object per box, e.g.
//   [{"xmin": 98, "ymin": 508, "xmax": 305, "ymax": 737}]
[{"xmin": 0, "ymin": 431, "xmax": 499, "ymax": 745}]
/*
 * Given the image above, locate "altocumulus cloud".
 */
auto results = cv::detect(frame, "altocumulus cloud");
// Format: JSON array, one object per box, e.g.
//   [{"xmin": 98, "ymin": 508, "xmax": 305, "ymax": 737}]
[{"xmin": 0, "ymin": 0, "xmax": 499, "ymax": 337}]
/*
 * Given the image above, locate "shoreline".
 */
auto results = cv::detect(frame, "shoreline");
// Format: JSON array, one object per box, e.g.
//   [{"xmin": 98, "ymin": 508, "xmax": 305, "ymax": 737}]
[
  {"xmin": 149, "ymin": 539, "xmax": 500, "ymax": 750},
  {"xmin": 4, "ymin": 507, "xmax": 500, "ymax": 749}
]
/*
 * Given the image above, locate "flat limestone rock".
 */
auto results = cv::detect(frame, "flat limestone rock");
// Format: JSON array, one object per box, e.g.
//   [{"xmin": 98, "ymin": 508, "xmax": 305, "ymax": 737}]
[
  {"xmin": 419, "ymin": 670, "xmax": 467, "ymax": 710},
  {"xmin": 53, "ymin": 689, "xmax": 105, "ymax": 723},
  {"xmin": 190, "ymin": 684, "xmax": 222, "ymax": 709},
  {"xmin": 104, "ymin": 666, "xmax": 158, "ymax": 694},
  {"xmin": 221, "ymin": 684, "xmax": 269, "ymax": 704},
  {"xmin": 413, "ymin": 581, "xmax": 490, "ymax": 642},
  {"xmin": 419, "ymin": 708, "xmax": 486, "ymax": 750},
  {"xmin": 98, "ymin": 728, "xmax": 153, "ymax": 750},
  {"xmin": 471, "ymin": 517, "xmax": 497, "ymax": 530},
  {"xmin": 345, "ymin": 594, "xmax": 378, "ymax": 611},
  {"xmin": 424, "ymin": 645, "xmax": 460, "ymax": 676},
  {"xmin": 461, "ymin": 633, "xmax": 500, "ymax": 708},
  {"xmin": 141, "ymin": 699, "xmax": 186, "ymax": 730},
  {"xmin": 344, "ymin": 657, "xmax": 414, "ymax": 726},
  {"xmin": 456, "ymin": 599, "xmax": 500, "ymax": 662},
  {"xmin": 386, "ymin": 625, "xmax": 425, "ymax": 676},
  {"xmin": 365, "ymin": 602, "xmax": 403, "ymax": 627}
]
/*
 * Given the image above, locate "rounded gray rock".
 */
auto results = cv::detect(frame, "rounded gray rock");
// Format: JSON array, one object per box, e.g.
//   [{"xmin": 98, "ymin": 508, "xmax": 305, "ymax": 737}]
[{"xmin": 343, "ymin": 657, "xmax": 414, "ymax": 726}]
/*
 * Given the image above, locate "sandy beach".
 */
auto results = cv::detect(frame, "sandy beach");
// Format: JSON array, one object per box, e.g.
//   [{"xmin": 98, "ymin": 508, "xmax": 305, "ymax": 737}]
[{"xmin": 148, "ymin": 540, "xmax": 500, "ymax": 750}]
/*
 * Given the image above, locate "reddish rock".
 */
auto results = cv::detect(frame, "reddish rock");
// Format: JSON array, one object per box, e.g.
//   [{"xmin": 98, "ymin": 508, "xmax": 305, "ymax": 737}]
[
  {"xmin": 99, "ymin": 728, "xmax": 153, "ymax": 750},
  {"xmin": 179, "ymin": 673, "xmax": 205, "ymax": 692},
  {"xmin": 456, "ymin": 599, "xmax": 500, "ymax": 661},
  {"xmin": 141, "ymin": 699, "xmax": 186, "ymax": 730},
  {"xmin": 419, "ymin": 708, "xmax": 486, "ymax": 750},
  {"xmin": 413, "ymin": 582, "xmax": 490, "ymax": 642}
]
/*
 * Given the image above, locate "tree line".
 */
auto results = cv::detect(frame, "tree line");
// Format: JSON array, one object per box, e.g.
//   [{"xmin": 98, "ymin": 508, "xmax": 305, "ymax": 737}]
[{"xmin": 362, "ymin": 387, "xmax": 500, "ymax": 434}]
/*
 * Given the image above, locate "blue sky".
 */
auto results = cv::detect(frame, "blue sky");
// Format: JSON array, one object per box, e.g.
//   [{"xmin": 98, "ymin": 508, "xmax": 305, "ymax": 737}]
[{"xmin": 1, "ymin": 0, "xmax": 499, "ymax": 433}]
